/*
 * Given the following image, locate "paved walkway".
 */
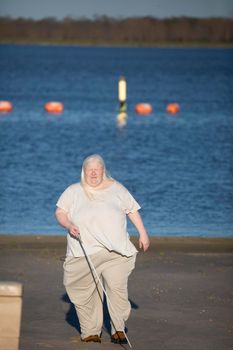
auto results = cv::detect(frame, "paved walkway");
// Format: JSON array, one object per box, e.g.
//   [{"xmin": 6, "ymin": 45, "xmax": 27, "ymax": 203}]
[{"xmin": 0, "ymin": 236, "xmax": 232, "ymax": 350}]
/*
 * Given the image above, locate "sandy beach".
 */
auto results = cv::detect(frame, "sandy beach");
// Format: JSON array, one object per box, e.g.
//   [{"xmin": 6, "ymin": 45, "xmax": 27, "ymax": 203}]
[{"xmin": 0, "ymin": 235, "xmax": 233, "ymax": 350}]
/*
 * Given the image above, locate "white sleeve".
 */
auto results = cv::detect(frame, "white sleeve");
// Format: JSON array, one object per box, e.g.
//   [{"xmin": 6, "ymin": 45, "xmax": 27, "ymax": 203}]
[
  {"xmin": 118, "ymin": 184, "xmax": 141, "ymax": 214},
  {"xmin": 56, "ymin": 186, "xmax": 74, "ymax": 213}
]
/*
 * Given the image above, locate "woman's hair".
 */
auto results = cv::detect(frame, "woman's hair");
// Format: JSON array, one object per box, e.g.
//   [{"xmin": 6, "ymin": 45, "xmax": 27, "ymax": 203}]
[{"xmin": 80, "ymin": 154, "xmax": 112, "ymax": 197}]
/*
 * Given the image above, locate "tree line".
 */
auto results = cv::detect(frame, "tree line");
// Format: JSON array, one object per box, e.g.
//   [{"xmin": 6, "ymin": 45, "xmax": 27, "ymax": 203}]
[{"xmin": 0, "ymin": 16, "xmax": 232, "ymax": 45}]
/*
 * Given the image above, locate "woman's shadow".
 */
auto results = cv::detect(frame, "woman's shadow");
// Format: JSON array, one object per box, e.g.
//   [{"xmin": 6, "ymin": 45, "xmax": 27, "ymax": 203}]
[{"xmin": 61, "ymin": 293, "xmax": 139, "ymax": 335}]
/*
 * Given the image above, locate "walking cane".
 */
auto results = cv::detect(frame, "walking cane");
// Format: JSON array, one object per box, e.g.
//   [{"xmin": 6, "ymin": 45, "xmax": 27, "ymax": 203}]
[{"xmin": 76, "ymin": 235, "xmax": 133, "ymax": 348}]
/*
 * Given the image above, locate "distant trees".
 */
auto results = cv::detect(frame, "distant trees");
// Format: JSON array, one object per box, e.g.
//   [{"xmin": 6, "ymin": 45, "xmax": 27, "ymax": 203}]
[{"xmin": 0, "ymin": 16, "xmax": 232, "ymax": 45}]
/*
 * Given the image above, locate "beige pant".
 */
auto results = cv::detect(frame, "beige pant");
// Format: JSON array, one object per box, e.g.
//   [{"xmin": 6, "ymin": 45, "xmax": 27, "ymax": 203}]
[{"xmin": 63, "ymin": 248, "xmax": 136, "ymax": 338}]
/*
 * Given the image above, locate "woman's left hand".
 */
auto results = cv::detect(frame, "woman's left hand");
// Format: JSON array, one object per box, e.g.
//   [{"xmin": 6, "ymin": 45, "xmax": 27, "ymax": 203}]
[
  {"xmin": 127, "ymin": 210, "xmax": 150, "ymax": 252},
  {"xmin": 139, "ymin": 234, "xmax": 150, "ymax": 252}
]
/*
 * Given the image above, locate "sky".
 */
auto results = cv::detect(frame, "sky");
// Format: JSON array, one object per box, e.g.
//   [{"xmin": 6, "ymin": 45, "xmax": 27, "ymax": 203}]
[{"xmin": 0, "ymin": 0, "xmax": 232, "ymax": 19}]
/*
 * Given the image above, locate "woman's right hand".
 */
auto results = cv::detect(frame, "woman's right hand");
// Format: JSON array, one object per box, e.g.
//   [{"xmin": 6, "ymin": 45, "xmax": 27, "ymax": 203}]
[
  {"xmin": 55, "ymin": 208, "xmax": 80, "ymax": 238},
  {"xmin": 68, "ymin": 223, "xmax": 80, "ymax": 237}
]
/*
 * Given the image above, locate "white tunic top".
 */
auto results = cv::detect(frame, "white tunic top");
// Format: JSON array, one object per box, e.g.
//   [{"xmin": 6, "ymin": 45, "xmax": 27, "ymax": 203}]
[{"xmin": 56, "ymin": 181, "xmax": 140, "ymax": 257}]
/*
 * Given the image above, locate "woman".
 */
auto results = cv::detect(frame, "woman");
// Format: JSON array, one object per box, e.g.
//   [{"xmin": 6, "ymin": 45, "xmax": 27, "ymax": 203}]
[{"xmin": 55, "ymin": 154, "xmax": 150, "ymax": 344}]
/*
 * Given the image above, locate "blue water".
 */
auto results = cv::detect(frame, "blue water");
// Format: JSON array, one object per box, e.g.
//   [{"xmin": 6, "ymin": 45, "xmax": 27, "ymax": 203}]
[{"xmin": 0, "ymin": 44, "xmax": 233, "ymax": 236}]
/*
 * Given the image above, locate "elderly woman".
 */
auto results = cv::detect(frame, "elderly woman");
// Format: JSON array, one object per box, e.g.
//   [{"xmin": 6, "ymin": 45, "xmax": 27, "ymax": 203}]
[{"xmin": 55, "ymin": 154, "xmax": 150, "ymax": 344}]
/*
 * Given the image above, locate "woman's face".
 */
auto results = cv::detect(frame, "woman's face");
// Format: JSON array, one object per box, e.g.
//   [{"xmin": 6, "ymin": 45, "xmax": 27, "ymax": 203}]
[{"xmin": 84, "ymin": 159, "xmax": 104, "ymax": 187}]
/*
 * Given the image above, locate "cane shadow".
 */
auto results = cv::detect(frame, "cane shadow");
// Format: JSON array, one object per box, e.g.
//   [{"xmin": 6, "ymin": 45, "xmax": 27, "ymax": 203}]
[{"xmin": 61, "ymin": 293, "xmax": 139, "ymax": 335}]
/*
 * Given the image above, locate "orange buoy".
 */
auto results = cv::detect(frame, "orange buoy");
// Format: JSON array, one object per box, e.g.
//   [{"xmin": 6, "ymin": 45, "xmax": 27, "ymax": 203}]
[
  {"xmin": 135, "ymin": 103, "xmax": 153, "ymax": 115},
  {"xmin": 0, "ymin": 101, "xmax": 13, "ymax": 113},
  {"xmin": 166, "ymin": 103, "xmax": 180, "ymax": 115},
  {"xmin": 44, "ymin": 101, "xmax": 64, "ymax": 114}
]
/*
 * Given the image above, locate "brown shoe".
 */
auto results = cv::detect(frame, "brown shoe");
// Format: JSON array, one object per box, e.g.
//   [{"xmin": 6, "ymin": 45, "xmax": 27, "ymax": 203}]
[
  {"xmin": 111, "ymin": 331, "xmax": 127, "ymax": 344},
  {"xmin": 81, "ymin": 334, "xmax": 101, "ymax": 343}
]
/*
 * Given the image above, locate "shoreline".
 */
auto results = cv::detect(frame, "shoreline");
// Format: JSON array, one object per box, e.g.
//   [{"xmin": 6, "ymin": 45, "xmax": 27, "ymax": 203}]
[
  {"xmin": 1, "ymin": 41, "xmax": 233, "ymax": 49},
  {"xmin": 0, "ymin": 235, "xmax": 233, "ymax": 253}
]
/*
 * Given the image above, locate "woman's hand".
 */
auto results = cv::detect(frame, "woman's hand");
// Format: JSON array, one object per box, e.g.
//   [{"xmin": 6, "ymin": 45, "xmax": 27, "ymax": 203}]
[
  {"xmin": 139, "ymin": 234, "xmax": 150, "ymax": 252},
  {"xmin": 68, "ymin": 223, "xmax": 80, "ymax": 238},
  {"xmin": 55, "ymin": 208, "xmax": 80, "ymax": 238},
  {"xmin": 127, "ymin": 211, "xmax": 150, "ymax": 252}
]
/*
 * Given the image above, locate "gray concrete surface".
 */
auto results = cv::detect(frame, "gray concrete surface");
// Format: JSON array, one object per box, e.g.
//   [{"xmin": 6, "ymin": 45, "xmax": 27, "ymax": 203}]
[{"xmin": 0, "ymin": 236, "xmax": 232, "ymax": 350}]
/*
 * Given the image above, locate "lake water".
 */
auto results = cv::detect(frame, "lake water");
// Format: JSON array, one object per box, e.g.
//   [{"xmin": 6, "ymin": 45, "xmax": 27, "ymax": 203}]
[{"xmin": 0, "ymin": 44, "xmax": 232, "ymax": 237}]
